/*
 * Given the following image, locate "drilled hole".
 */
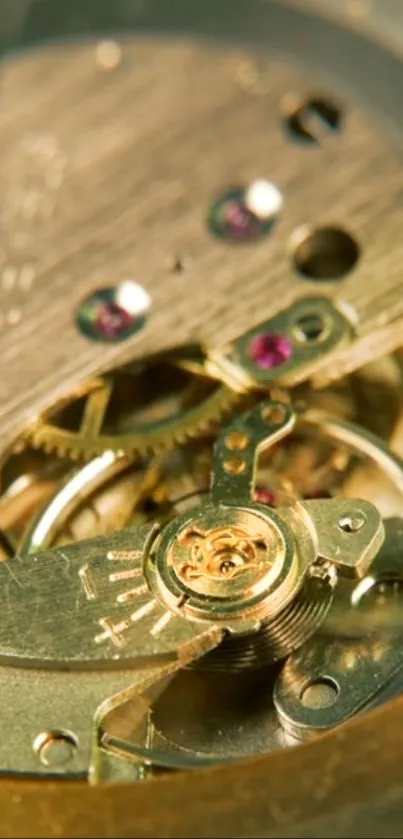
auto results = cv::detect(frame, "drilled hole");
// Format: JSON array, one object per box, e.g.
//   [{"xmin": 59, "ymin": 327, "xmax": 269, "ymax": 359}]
[
  {"xmin": 292, "ymin": 226, "xmax": 360, "ymax": 280},
  {"xmin": 292, "ymin": 312, "xmax": 329, "ymax": 345},
  {"xmin": 223, "ymin": 457, "xmax": 247, "ymax": 475},
  {"xmin": 283, "ymin": 95, "xmax": 342, "ymax": 145},
  {"xmin": 300, "ymin": 677, "xmax": 339, "ymax": 709},
  {"xmin": 261, "ymin": 404, "xmax": 287, "ymax": 425},
  {"xmin": 339, "ymin": 513, "xmax": 366, "ymax": 533},
  {"xmin": 225, "ymin": 431, "xmax": 250, "ymax": 451},
  {"xmin": 33, "ymin": 729, "xmax": 78, "ymax": 767}
]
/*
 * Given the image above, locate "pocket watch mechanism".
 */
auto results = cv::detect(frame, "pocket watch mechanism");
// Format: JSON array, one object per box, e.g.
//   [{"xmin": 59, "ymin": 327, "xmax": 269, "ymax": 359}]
[
  {"xmin": 0, "ymin": 391, "xmax": 386, "ymax": 778},
  {"xmin": 1, "ymin": 330, "xmax": 403, "ymax": 783},
  {"xmin": 4, "ymin": 2, "xmax": 403, "ymax": 836}
]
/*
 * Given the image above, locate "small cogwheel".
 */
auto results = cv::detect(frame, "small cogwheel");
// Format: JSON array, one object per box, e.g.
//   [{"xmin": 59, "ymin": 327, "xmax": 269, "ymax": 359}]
[{"xmin": 23, "ymin": 348, "xmax": 245, "ymax": 461}]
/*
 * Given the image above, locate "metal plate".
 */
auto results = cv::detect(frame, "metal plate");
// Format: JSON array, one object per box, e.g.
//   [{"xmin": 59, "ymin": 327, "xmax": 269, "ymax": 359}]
[
  {"xmin": 1, "ymin": 1, "xmax": 403, "ymax": 837},
  {"xmin": 1, "ymin": 1, "xmax": 403, "ymax": 449}
]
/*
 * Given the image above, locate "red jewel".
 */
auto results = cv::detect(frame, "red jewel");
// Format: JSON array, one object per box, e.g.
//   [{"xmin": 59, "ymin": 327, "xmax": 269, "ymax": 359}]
[{"xmin": 249, "ymin": 333, "xmax": 293, "ymax": 370}]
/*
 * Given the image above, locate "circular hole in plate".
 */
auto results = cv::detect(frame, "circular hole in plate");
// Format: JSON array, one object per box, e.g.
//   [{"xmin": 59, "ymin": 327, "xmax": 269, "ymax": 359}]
[
  {"xmin": 339, "ymin": 513, "xmax": 366, "ymax": 533},
  {"xmin": 292, "ymin": 311, "xmax": 329, "ymax": 345},
  {"xmin": 261, "ymin": 404, "xmax": 288, "ymax": 425},
  {"xmin": 223, "ymin": 457, "xmax": 247, "ymax": 475},
  {"xmin": 33, "ymin": 729, "xmax": 78, "ymax": 767},
  {"xmin": 292, "ymin": 226, "xmax": 360, "ymax": 280},
  {"xmin": 300, "ymin": 677, "xmax": 339, "ymax": 709},
  {"xmin": 225, "ymin": 431, "xmax": 250, "ymax": 451}
]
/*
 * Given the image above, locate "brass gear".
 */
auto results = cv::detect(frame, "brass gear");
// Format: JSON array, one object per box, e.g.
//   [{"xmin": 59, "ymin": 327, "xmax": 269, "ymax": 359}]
[
  {"xmin": 23, "ymin": 347, "xmax": 244, "ymax": 461},
  {"xmin": 1, "ymin": 355, "xmax": 400, "ymax": 560},
  {"xmin": 19, "ymin": 402, "xmax": 403, "ymax": 559}
]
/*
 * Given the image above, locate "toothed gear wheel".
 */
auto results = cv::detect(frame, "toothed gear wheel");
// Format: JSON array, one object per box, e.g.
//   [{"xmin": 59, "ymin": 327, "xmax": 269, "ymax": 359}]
[{"xmin": 23, "ymin": 352, "xmax": 244, "ymax": 461}]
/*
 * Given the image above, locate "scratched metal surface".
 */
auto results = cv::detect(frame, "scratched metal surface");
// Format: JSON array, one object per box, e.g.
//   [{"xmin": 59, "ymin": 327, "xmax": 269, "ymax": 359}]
[
  {"xmin": 1, "ymin": 3, "xmax": 403, "ymax": 839},
  {"xmin": 0, "ymin": 4, "xmax": 402, "ymax": 450}
]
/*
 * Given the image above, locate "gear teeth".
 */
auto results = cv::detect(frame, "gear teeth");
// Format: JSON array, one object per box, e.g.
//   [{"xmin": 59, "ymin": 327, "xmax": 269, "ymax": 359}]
[{"xmin": 22, "ymin": 363, "xmax": 246, "ymax": 462}]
